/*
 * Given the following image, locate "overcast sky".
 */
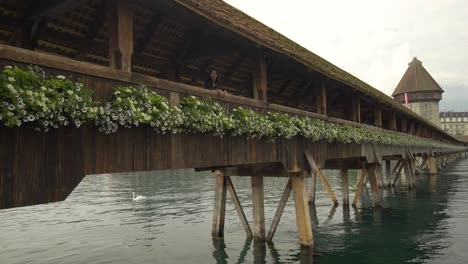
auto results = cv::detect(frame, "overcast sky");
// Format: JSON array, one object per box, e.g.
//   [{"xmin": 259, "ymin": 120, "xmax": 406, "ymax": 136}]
[{"xmin": 225, "ymin": 0, "xmax": 468, "ymax": 111}]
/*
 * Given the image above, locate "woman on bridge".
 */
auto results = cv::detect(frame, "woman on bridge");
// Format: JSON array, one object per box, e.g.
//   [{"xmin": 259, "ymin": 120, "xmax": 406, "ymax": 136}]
[{"xmin": 204, "ymin": 68, "xmax": 228, "ymax": 97}]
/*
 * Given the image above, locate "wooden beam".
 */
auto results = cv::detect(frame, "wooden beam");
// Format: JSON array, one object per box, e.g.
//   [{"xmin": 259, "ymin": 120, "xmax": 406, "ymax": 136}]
[
  {"xmin": 212, "ymin": 170, "xmax": 227, "ymax": 238},
  {"xmin": 253, "ymin": 50, "xmax": 267, "ymax": 101},
  {"xmin": 226, "ymin": 176, "xmax": 253, "ymax": 238},
  {"xmin": 291, "ymin": 174, "xmax": 313, "ymax": 247},
  {"xmin": 341, "ymin": 168, "xmax": 349, "ymax": 206},
  {"xmin": 374, "ymin": 106, "xmax": 382, "ymax": 128},
  {"xmin": 108, "ymin": 0, "xmax": 133, "ymax": 72},
  {"xmin": 304, "ymin": 150, "xmax": 338, "ymax": 205},
  {"xmin": 428, "ymin": 156, "xmax": 437, "ymax": 175},
  {"xmin": 390, "ymin": 113, "xmax": 397, "ymax": 131},
  {"xmin": 352, "ymin": 95, "xmax": 361, "ymax": 123},
  {"xmin": 391, "ymin": 160, "xmax": 404, "ymax": 186},
  {"xmin": 316, "ymin": 81, "xmax": 327, "ymax": 115},
  {"xmin": 266, "ymin": 178, "xmax": 292, "ymax": 242},
  {"xmin": 75, "ymin": 0, "xmax": 107, "ymax": 60},
  {"xmin": 352, "ymin": 167, "xmax": 367, "ymax": 206},
  {"xmin": 27, "ymin": 0, "xmax": 88, "ymax": 20},
  {"xmin": 251, "ymin": 176, "xmax": 265, "ymax": 242},
  {"xmin": 224, "ymin": 50, "xmax": 248, "ymax": 81},
  {"xmin": 134, "ymin": 13, "xmax": 163, "ymax": 55},
  {"xmin": 308, "ymin": 170, "xmax": 316, "ymax": 205},
  {"xmin": 277, "ymin": 79, "xmax": 292, "ymax": 96},
  {"xmin": 367, "ymin": 163, "xmax": 382, "ymax": 207},
  {"xmin": 385, "ymin": 160, "xmax": 391, "ymax": 187}
]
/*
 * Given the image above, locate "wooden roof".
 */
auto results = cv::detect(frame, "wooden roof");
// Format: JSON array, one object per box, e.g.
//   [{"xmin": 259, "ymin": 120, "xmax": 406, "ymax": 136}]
[
  {"xmin": 392, "ymin": 57, "xmax": 444, "ymax": 96},
  {"xmin": 0, "ymin": 0, "xmax": 461, "ymax": 141}
]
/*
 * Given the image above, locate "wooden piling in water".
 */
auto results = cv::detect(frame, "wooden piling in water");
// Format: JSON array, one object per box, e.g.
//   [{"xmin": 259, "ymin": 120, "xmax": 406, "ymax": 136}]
[
  {"xmin": 341, "ymin": 168, "xmax": 349, "ymax": 206},
  {"xmin": 226, "ymin": 176, "xmax": 253, "ymax": 238},
  {"xmin": 251, "ymin": 176, "xmax": 265, "ymax": 242},
  {"xmin": 212, "ymin": 170, "xmax": 227, "ymax": 238},
  {"xmin": 266, "ymin": 178, "xmax": 292, "ymax": 243},
  {"xmin": 305, "ymin": 151, "xmax": 338, "ymax": 205},
  {"xmin": 308, "ymin": 170, "xmax": 316, "ymax": 205},
  {"xmin": 352, "ymin": 167, "xmax": 367, "ymax": 207},
  {"xmin": 291, "ymin": 174, "xmax": 313, "ymax": 247},
  {"xmin": 367, "ymin": 163, "xmax": 382, "ymax": 207}
]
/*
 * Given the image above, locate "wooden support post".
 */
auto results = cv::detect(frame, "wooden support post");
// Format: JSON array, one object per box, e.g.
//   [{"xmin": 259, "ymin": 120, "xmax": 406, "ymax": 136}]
[
  {"xmin": 402, "ymin": 119, "xmax": 407, "ymax": 133},
  {"xmin": 252, "ymin": 50, "xmax": 267, "ymax": 101},
  {"xmin": 212, "ymin": 170, "xmax": 227, "ymax": 238},
  {"xmin": 385, "ymin": 160, "xmax": 391, "ymax": 187},
  {"xmin": 305, "ymin": 151, "xmax": 338, "ymax": 205},
  {"xmin": 420, "ymin": 156, "xmax": 428, "ymax": 170},
  {"xmin": 251, "ymin": 176, "xmax": 265, "ymax": 242},
  {"xmin": 291, "ymin": 175, "xmax": 313, "ymax": 247},
  {"xmin": 352, "ymin": 168, "xmax": 367, "ymax": 206},
  {"xmin": 390, "ymin": 113, "xmax": 397, "ymax": 131},
  {"xmin": 352, "ymin": 95, "xmax": 361, "ymax": 123},
  {"xmin": 267, "ymin": 178, "xmax": 292, "ymax": 242},
  {"xmin": 428, "ymin": 156, "xmax": 437, "ymax": 175},
  {"xmin": 341, "ymin": 169, "xmax": 349, "ymax": 206},
  {"xmin": 375, "ymin": 163, "xmax": 383, "ymax": 187},
  {"xmin": 391, "ymin": 160, "xmax": 404, "ymax": 186},
  {"xmin": 308, "ymin": 170, "xmax": 316, "ymax": 205},
  {"xmin": 367, "ymin": 163, "xmax": 382, "ymax": 207},
  {"xmin": 374, "ymin": 106, "xmax": 382, "ymax": 128},
  {"xmin": 402, "ymin": 159, "xmax": 412, "ymax": 188},
  {"xmin": 316, "ymin": 81, "xmax": 327, "ymax": 115},
  {"xmin": 226, "ymin": 176, "xmax": 253, "ymax": 238},
  {"xmin": 109, "ymin": 0, "xmax": 133, "ymax": 72}
]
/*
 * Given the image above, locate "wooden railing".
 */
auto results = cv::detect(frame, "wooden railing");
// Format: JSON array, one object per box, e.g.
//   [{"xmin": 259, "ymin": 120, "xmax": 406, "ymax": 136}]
[{"xmin": 0, "ymin": 44, "xmax": 463, "ymax": 146}]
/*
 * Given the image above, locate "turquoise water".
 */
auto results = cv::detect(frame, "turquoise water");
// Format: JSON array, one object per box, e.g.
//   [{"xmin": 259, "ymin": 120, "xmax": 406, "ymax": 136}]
[{"xmin": 1, "ymin": 158, "xmax": 467, "ymax": 263}]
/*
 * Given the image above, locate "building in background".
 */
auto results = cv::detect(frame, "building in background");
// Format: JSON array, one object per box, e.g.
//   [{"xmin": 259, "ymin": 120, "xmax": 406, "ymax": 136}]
[
  {"xmin": 440, "ymin": 112, "xmax": 468, "ymax": 136},
  {"xmin": 392, "ymin": 57, "xmax": 444, "ymax": 127}
]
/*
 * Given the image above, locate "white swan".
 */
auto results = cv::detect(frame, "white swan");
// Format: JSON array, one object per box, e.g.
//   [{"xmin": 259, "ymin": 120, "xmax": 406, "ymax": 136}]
[{"xmin": 133, "ymin": 192, "xmax": 146, "ymax": 201}]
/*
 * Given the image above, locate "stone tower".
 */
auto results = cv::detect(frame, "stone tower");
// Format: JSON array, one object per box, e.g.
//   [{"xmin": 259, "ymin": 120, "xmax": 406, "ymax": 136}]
[{"xmin": 392, "ymin": 57, "xmax": 444, "ymax": 127}]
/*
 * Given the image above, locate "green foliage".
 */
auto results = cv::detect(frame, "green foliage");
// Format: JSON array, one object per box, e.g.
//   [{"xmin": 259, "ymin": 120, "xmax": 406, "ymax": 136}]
[
  {"xmin": 0, "ymin": 65, "xmax": 97, "ymax": 131},
  {"xmin": 0, "ymin": 65, "xmax": 459, "ymax": 150},
  {"xmin": 179, "ymin": 95, "xmax": 233, "ymax": 136},
  {"xmin": 96, "ymin": 86, "xmax": 183, "ymax": 134}
]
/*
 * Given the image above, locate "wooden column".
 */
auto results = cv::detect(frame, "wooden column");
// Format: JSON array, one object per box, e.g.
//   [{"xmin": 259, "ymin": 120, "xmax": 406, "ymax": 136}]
[
  {"xmin": 226, "ymin": 176, "xmax": 252, "ymax": 238},
  {"xmin": 316, "ymin": 81, "xmax": 327, "ymax": 115},
  {"xmin": 385, "ymin": 160, "xmax": 391, "ymax": 187},
  {"xmin": 352, "ymin": 95, "xmax": 361, "ymax": 123},
  {"xmin": 212, "ymin": 171, "xmax": 227, "ymax": 238},
  {"xmin": 352, "ymin": 167, "xmax": 367, "ymax": 206},
  {"xmin": 308, "ymin": 170, "xmax": 316, "ymax": 205},
  {"xmin": 252, "ymin": 50, "xmax": 267, "ymax": 101},
  {"xmin": 374, "ymin": 106, "xmax": 382, "ymax": 128},
  {"xmin": 375, "ymin": 163, "xmax": 384, "ymax": 187},
  {"xmin": 428, "ymin": 156, "xmax": 437, "ymax": 175},
  {"xmin": 305, "ymin": 151, "xmax": 338, "ymax": 205},
  {"xmin": 251, "ymin": 176, "xmax": 265, "ymax": 242},
  {"xmin": 291, "ymin": 175, "xmax": 313, "ymax": 247},
  {"xmin": 402, "ymin": 119, "xmax": 407, "ymax": 133},
  {"xmin": 267, "ymin": 178, "xmax": 292, "ymax": 242},
  {"xmin": 367, "ymin": 163, "xmax": 382, "ymax": 207},
  {"xmin": 391, "ymin": 160, "xmax": 404, "ymax": 186},
  {"xmin": 341, "ymin": 169, "xmax": 349, "ymax": 206},
  {"xmin": 390, "ymin": 113, "xmax": 397, "ymax": 131},
  {"xmin": 109, "ymin": 0, "xmax": 133, "ymax": 72}
]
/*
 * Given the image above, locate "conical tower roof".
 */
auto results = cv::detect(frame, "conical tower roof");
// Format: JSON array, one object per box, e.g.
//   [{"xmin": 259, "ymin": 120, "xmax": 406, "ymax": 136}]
[{"xmin": 392, "ymin": 57, "xmax": 444, "ymax": 96}]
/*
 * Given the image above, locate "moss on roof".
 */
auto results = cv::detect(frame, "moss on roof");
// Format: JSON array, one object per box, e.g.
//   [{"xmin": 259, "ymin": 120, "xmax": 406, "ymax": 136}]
[{"xmin": 174, "ymin": 0, "xmax": 460, "ymax": 142}]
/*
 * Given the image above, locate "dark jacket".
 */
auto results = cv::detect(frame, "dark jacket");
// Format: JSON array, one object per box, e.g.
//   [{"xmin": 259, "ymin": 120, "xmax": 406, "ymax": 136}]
[{"xmin": 204, "ymin": 79, "xmax": 223, "ymax": 90}]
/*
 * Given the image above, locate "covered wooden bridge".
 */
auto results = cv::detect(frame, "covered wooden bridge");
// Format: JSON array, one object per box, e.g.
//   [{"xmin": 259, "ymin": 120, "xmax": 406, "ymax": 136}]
[{"xmin": 0, "ymin": 0, "xmax": 466, "ymax": 247}]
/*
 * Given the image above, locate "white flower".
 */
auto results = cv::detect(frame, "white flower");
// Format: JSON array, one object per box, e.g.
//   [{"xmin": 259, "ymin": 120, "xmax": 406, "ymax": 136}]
[
  {"xmin": 6, "ymin": 84, "xmax": 14, "ymax": 90},
  {"xmin": 56, "ymin": 75, "xmax": 66, "ymax": 80},
  {"xmin": 28, "ymin": 115, "xmax": 35, "ymax": 121},
  {"xmin": 5, "ymin": 66, "xmax": 12, "ymax": 69},
  {"xmin": 8, "ymin": 77, "xmax": 15, "ymax": 82}
]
